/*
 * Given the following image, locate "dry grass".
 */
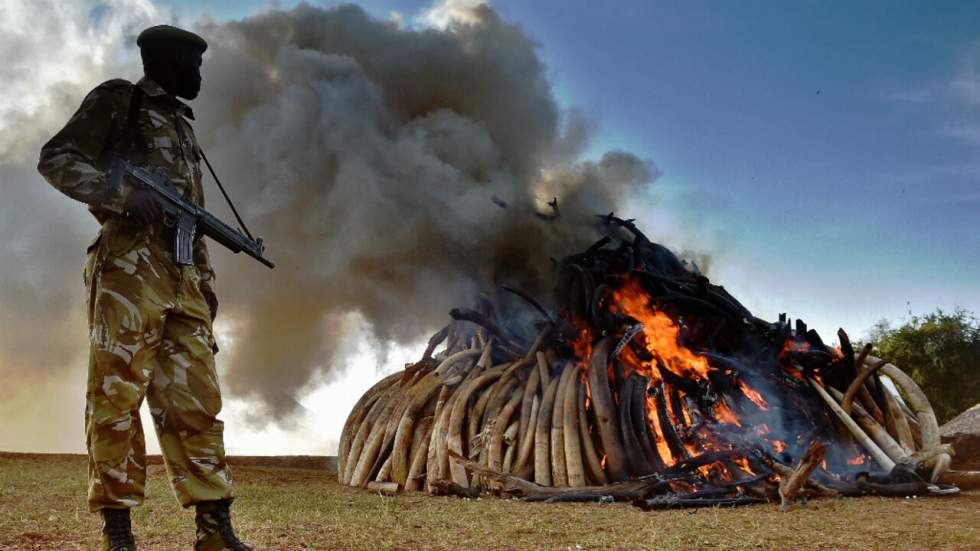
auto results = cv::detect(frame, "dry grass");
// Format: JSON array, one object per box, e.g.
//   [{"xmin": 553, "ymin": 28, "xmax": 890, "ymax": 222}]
[{"xmin": 0, "ymin": 452, "xmax": 977, "ymax": 550}]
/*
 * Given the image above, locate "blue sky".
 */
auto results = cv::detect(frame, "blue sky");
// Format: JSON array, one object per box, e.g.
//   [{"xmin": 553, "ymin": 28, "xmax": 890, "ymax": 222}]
[{"xmin": 165, "ymin": 0, "xmax": 979, "ymax": 339}]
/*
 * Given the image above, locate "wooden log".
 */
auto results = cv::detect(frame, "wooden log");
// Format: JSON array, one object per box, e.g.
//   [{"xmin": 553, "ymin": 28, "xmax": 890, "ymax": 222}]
[
  {"xmin": 578, "ymin": 378, "xmax": 608, "ymax": 485},
  {"xmin": 550, "ymin": 364, "xmax": 574, "ymax": 486},
  {"xmin": 587, "ymin": 337, "xmax": 629, "ymax": 482},
  {"xmin": 534, "ymin": 375, "xmax": 562, "ymax": 485},
  {"xmin": 939, "ymin": 470, "xmax": 980, "ymax": 490},
  {"xmin": 562, "ymin": 367, "xmax": 587, "ymax": 487},
  {"xmin": 429, "ymin": 479, "xmax": 481, "ymax": 498},
  {"xmin": 778, "ymin": 442, "xmax": 827, "ymax": 512},
  {"xmin": 450, "ymin": 451, "xmax": 669, "ymax": 502}
]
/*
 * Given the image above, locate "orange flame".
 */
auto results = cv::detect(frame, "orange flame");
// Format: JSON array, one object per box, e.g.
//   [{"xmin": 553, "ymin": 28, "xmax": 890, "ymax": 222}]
[
  {"xmin": 735, "ymin": 457, "xmax": 755, "ymax": 475},
  {"xmin": 740, "ymin": 382, "xmax": 769, "ymax": 410},
  {"xmin": 714, "ymin": 401, "xmax": 742, "ymax": 427},
  {"xmin": 572, "ymin": 326, "xmax": 593, "ymax": 362},
  {"xmin": 611, "ymin": 280, "xmax": 712, "ymax": 381},
  {"xmin": 646, "ymin": 396, "xmax": 676, "ymax": 466},
  {"xmin": 781, "ymin": 339, "xmax": 811, "ymax": 356}
]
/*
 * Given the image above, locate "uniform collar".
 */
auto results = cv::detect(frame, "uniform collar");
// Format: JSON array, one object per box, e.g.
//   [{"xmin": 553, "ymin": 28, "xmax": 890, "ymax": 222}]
[{"xmin": 137, "ymin": 76, "xmax": 196, "ymax": 120}]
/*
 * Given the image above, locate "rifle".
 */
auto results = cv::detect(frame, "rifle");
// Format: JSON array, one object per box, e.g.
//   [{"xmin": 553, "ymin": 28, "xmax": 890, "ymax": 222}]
[{"xmin": 110, "ymin": 156, "xmax": 275, "ymax": 269}]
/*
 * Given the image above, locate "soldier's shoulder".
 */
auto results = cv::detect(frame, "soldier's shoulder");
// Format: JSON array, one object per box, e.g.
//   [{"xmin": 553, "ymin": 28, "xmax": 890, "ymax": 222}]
[
  {"xmin": 83, "ymin": 79, "xmax": 135, "ymax": 103},
  {"xmin": 91, "ymin": 78, "xmax": 135, "ymax": 95},
  {"xmin": 95, "ymin": 78, "xmax": 134, "ymax": 90}
]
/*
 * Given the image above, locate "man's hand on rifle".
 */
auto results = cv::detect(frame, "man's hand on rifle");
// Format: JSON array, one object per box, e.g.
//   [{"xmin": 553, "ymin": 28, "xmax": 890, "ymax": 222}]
[{"xmin": 123, "ymin": 186, "xmax": 164, "ymax": 224}]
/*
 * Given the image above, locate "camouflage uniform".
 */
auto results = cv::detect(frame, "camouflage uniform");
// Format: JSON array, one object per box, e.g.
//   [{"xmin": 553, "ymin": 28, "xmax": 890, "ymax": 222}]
[{"xmin": 38, "ymin": 77, "xmax": 233, "ymax": 512}]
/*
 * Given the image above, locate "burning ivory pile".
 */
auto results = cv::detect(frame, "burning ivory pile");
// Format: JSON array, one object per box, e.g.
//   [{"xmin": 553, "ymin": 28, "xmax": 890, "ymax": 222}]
[{"xmin": 338, "ymin": 216, "xmax": 958, "ymax": 509}]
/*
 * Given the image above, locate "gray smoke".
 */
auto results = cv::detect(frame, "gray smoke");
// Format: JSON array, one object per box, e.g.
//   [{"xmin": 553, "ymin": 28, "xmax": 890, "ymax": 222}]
[
  {"xmin": 191, "ymin": 4, "xmax": 656, "ymax": 419},
  {"xmin": 0, "ymin": 1, "xmax": 659, "ymax": 432}
]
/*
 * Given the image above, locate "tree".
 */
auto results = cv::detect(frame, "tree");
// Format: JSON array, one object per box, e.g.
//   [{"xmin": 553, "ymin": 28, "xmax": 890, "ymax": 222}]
[{"xmin": 869, "ymin": 308, "xmax": 980, "ymax": 424}]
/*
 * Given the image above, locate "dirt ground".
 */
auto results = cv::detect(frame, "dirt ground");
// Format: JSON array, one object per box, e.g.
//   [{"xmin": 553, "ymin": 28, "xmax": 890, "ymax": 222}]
[{"xmin": 1, "ymin": 452, "xmax": 977, "ymax": 550}]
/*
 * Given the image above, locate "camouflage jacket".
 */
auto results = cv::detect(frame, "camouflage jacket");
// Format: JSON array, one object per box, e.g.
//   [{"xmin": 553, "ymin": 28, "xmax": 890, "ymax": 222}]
[{"xmin": 38, "ymin": 76, "xmax": 215, "ymax": 293}]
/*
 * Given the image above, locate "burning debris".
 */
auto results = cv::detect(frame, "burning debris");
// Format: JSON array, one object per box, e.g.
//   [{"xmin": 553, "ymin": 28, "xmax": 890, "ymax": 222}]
[{"xmin": 338, "ymin": 216, "xmax": 959, "ymax": 509}]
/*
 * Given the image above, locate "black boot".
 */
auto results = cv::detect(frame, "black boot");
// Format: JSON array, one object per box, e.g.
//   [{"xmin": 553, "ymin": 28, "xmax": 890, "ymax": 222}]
[
  {"xmin": 100, "ymin": 508, "xmax": 137, "ymax": 551},
  {"xmin": 194, "ymin": 499, "xmax": 252, "ymax": 551}
]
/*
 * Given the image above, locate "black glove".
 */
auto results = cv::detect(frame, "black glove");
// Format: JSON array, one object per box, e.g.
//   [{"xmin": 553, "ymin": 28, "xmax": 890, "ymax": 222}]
[
  {"xmin": 203, "ymin": 289, "xmax": 219, "ymax": 322},
  {"xmin": 123, "ymin": 187, "xmax": 164, "ymax": 225}
]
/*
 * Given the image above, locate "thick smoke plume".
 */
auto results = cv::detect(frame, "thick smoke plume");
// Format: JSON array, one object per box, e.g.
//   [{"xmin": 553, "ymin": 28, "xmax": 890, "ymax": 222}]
[
  {"xmin": 0, "ymin": 1, "xmax": 658, "ymax": 435},
  {"xmin": 193, "ymin": 3, "xmax": 657, "ymax": 419}
]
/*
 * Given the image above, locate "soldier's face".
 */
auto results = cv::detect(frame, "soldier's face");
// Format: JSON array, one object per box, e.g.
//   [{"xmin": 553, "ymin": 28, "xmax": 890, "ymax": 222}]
[{"xmin": 176, "ymin": 49, "xmax": 203, "ymax": 100}]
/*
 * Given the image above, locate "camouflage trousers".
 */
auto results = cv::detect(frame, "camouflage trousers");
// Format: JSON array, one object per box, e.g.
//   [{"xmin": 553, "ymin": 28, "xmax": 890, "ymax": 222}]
[{"xmin": 84, "ymin": 223, "xmax": 232, "ymax": 512}]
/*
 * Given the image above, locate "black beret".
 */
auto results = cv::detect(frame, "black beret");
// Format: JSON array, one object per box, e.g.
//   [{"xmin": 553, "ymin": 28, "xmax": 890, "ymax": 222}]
[{"xmin": 137, "ymin": 25, "xmax": 207, "ymax": 52}]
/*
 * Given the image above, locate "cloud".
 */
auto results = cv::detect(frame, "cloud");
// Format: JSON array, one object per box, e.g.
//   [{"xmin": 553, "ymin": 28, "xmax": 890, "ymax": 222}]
[
  {"xmin": 949, "ymin": 61, "xmax": 980, "ymax": 108},
  {"xmin": 0, "ymin": 0, "xmax": 162, "ymax": 390},
  {"xmin": 0, "ymin": 0, "xmax": 174, "ymax": 450},
  {"xmin": 880, "ymin": 88, "xmax": 935, "ymax": 104},
  {"xmin": 883, "ymin": 45, "xmax": 980, "ymax": 146},
  {"xmin": 416, "ymin": 0, "xmax": 489, "ymax": 29},
  {"xmin": 939, "ymin": 122, "xmax": 980, "ymax": 145}
]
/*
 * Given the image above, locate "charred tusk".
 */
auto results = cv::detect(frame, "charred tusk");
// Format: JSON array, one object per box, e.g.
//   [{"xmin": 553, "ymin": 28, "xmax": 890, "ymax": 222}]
[
  {"xmin": 808, "ymin": 378, "xmax": 895, "ymax": 471},
  {"xmin": 588, "ymin": 337, "xmax": 629, "ymax": 482}
]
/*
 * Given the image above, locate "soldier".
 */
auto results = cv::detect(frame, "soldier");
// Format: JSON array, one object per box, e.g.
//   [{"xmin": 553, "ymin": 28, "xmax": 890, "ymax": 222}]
[{"xmin": 37, "ymin": 25, "xmax": 252, "ymax": 551}]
